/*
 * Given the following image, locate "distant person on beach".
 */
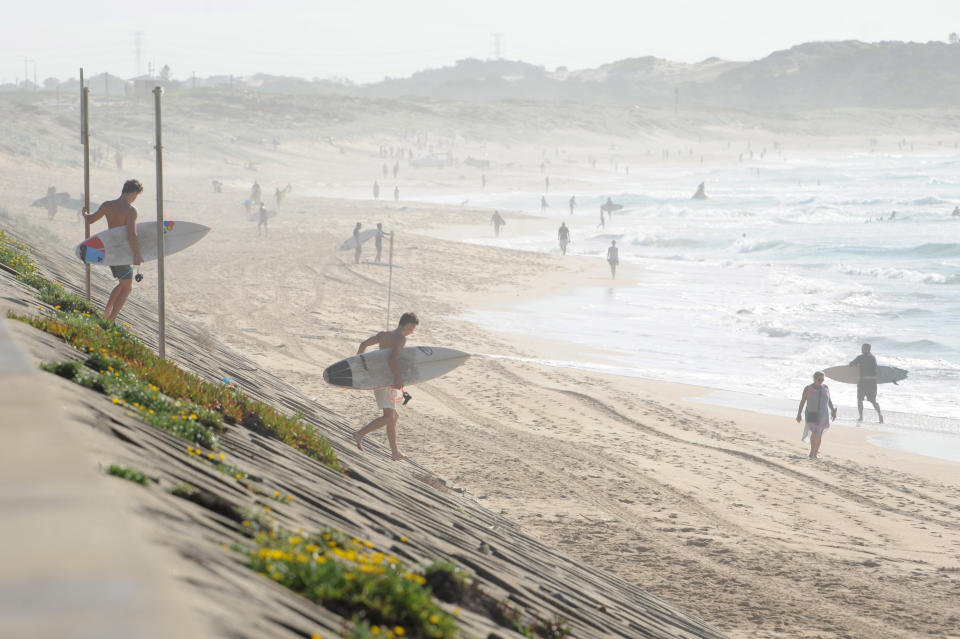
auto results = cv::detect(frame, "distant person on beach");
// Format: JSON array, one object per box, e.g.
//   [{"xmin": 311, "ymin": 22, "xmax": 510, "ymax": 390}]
[
  {"xmin": 251, "ymin": 180, "xmax": 261, "ymax": 204},
  {"xmin": 545, "ymin": 175, "xmax": 550, "ymax": 193},
  {"xmin": 607, "ymin": 240, "xmax": 619, "ymax": 278},
  {"xmin": 491, "ymin": 210, "xmax": 505, "ymax": 237},
  {"xmin": 569, "ymin": 196, "xmax": 576, "ymax": 215},
  {"xmin": 692, "ymin": 182, "xmax": 707, "ymax": 200},
  {"xmin": 81, "ymin": 179, "xmax": 144, "ymax": 322},
  {"xmin": 257, "ymin": 203, "xmax": 269, "ymax": 237},
  {"xmin": 375, "ymin": 222, "xmax": 385, "ymax": 263},
  {"xmin": 481, "ymin": 174, "xmax": 487, "ymax": 189},
  {"xmin": 394, "ymin": 185, "xmax": 400, "ymax": 201},
  {"xmin": 393, "ymin": 161, "xmax": 399, "ymax": 178},
  {"xmin": 352, "ymin": 312, "xmax": 420, "ymax": 461},
  {"xmin": 850, "ymin": 343, "xmax": 884, "ymax": 424},
  {"xmin": 212, "ymin": 179, "xmax": 222, "ymax": 193},
  {"xmin": 540, "ymin": 195, "xmax": 549, "ymax": 213},
  {"xmin": 953, "ymin": 206, "xmax": 960, "ymax": 217},
  {"xmin": 889, "ymin": 211, "xmax": 897, "ymax": 221},
  {"xmin": 43, "ymin": 186, "xmax": 58, "ymax": 221},
  {"xmin": 796, "ymin": 371, "xmax": 837, "ymax": 459},
  {"xmin": 598, "ymin": 208, "xmax": 605, "ymax": 229},
  {"xmin": 353, "ymin": 222, "xmax": 362, "ymax": 264},
  {"xmin": 373, "ymin": 181, "xmax": 380, "ymax": 200},
  {"xmin": 558, "ymin": 222, "xmax": 570, "ymax": 255}
]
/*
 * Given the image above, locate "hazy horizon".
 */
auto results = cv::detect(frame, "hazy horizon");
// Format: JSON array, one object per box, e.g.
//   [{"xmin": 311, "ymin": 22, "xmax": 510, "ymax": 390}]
[{"xmin": 3, "ymin": 0, "xmax": 960, "ymax": 86}]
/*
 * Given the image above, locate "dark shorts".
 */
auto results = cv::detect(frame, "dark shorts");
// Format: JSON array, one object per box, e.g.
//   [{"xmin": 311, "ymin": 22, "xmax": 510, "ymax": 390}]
[
  {"xmin": 110, "ymin": 265, "xmax": 133, "ymax": 280},
  {"xmin": 857, "ymin": 380, "xmax": 878, "ymax": 402}
]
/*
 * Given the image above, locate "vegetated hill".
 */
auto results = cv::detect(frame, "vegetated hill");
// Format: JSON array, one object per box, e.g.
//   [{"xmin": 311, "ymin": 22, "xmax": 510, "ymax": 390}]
[
  {"xmin": 692, "ymin": 40, "xmax": 960, "ymax": 108},
  {"xmin": 357, "ymin": 40, "xmax": 960, "ymax": 109}
]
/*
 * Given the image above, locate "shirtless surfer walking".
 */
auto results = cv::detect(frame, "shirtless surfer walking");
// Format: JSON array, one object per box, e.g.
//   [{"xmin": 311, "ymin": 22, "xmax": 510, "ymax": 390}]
[
  {"xmin": 353, "ymin": 312, "xmax": 420, "ymax": 460},
  {"xmin": 81, "ymin": 179, "xmax": 144, "ymax": 322}
]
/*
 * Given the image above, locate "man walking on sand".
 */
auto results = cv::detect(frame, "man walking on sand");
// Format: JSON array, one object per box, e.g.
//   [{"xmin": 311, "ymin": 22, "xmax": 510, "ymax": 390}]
[
  {"xmin": 353, "ymin": 312, "xmax": 420, "ymax": 461},
  {"xmin": 851, "ymin": 343, "xmax": 884, "ymax": 423},
  {"xmin": 81, "ymin": 179, "xmax": 144, "ymax": 322}
]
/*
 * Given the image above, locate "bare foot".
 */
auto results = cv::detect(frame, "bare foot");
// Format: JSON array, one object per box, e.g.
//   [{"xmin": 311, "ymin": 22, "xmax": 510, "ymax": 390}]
[
  {"xmin": 352, "ymin": 431, "xmax": 364, "ymax": 451},
  {"xmin": 391, "ymin": 452, "xmax": 409, "ymax": 461}
]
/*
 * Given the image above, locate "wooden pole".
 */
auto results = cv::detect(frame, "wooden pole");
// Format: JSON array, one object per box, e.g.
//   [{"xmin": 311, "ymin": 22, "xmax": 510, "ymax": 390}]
[
  {"xmin": 81, "ymin": 68, "xmax": 91, "ymax": 301},
  {"xmin": 386, "ymin": 231, "xmax": 394, "ymax": 330},
  {"xmin": 153, "ymin": 86, "xmax": 166, "ymax": 359}
]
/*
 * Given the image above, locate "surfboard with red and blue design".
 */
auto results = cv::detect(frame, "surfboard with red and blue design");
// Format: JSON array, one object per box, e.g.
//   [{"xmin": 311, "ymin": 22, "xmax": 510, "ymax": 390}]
[{"xmin": 76, "ymin": 220, "xmax": 210, "ymax": 266}]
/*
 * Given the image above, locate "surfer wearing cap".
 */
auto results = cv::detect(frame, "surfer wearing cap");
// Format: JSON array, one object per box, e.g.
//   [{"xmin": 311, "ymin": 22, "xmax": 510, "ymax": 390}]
[
  {"xmin": 81, "ymin": 179, "xmax": 144, "ymax": 322},
  {"xmin": 796, "ymin": 371, "xmax": 837, "ymax": 459},
  {"xmin": 850, "ymin": 343, "xmax": 884, "ymax": 424},
  {"xmin": 607, "ymin": 240, "xmax": 619, "ymax": 278},
  {"xmin": 353, "ymin": 312, "xmax": 420, "ymax": 461},
  {"xmin": 558, "ymin": 222, "xmax": 570, "ymax": 255}
]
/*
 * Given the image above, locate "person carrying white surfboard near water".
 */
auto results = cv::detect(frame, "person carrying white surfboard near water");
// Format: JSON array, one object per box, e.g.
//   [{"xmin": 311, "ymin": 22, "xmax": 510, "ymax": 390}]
[
  {"xmin": 81, "ymin": 179, "xmax": 144, "ymax": 322},
  {"xmin": 353, "ymin": 312, "xmax": 420, "ymax": 461},
  {"xmin": 851, "ymin": 343, "xmax": 884, "ymax": 424}
]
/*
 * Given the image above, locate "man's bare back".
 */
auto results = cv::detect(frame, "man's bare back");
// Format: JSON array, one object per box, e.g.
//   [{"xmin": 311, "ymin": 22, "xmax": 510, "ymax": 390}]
[
  {"xmin": 359, "ymin": 328, "xmax": 408, "ymax": 388},
  {"xmin": 85, "ymin": 197, "xmax": 143, "ymax": 263},
  {"xmin": 82, "ymin": 180, "xmax": 144, "ymax": 322}
]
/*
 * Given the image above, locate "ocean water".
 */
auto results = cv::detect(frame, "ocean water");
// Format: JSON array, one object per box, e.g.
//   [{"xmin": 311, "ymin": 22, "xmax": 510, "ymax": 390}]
[{"xmin": 422, "ymin": 152, "xmax": 960, "ymax": 462}]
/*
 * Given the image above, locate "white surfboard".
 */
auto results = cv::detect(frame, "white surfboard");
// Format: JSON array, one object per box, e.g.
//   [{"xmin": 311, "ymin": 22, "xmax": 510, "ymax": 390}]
[
  {"xmin": 76, "ymin": 220, "xmax": 211, "ymax": 266},
  {"xmin": 341, "ymin": 229, "xmax": 379, "ymax": 250},
  {"xmin": 823, "ymin": 365, "xmax": 908, "ymax": 385},
  {"xmin": 323, "ymin": 346, "xmax": 469, "ymax": 389}
]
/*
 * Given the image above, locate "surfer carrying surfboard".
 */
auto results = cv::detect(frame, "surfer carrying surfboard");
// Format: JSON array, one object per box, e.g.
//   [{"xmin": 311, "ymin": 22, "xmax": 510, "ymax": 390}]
[
  {"xmin": 352, "ymin": 312, "xmax": 420, "ymax": 461},
  {"xmin": 81, "ymin": 179, "xmax": 144, "ymax": 322},
  {"xmin": 850, "ymin": 343, "xmax": 884, "ymax": 424}
]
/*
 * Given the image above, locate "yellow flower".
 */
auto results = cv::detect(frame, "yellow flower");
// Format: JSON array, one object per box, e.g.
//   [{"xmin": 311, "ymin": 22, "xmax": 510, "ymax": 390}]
[
  {"xmin": 371, "ymin": 627, "xmax": 380, "ymax": 636},
  {"xmin": 289, "ymin": 536, "xmax": 302, "ymax": 545},
  {"xmin": 264, "ymin": 505, "xmax": 271, "ymax": 512},
  {"xmin": 452, "ymin": 608, "xmax": 461, "ymax": 617},
  {"xmin": 218, "ymin": 453, "xmax": 225, "ymax": 461},
  {"xmin": 235, "ymin": 473, "xmax": 243, "ymax": 479},
  {"xmin": 315, "ymin": 556, "xmax": 326, "ymax": 564},
  {"xmin": 274, "ymin": 491, "xmax": 280, "ymax": 498},
  {"xmin": 400, "ymin": 536, "xmax": 408, "ymax": 543},
  {"xmin": 286, "ymin": 495, "xmax": 293, "ymax": 502},
  {"xmin": 243, "ymin": 520, "xmax": 251, "ymax": 527},
  {"xmin": 394, "ymin": 627, "xmax": 405, "ymax": 637},
  {"xmin": 311, "ymin": 634, "xmax": 322, "ymax": 639},
  {"xmin": 428, "ymin": 615, "xmax": 439, "ymax": 624},
  {"xmin": 344, "ymin": 572, "xmax": 355, "ymax": 581},
  {"xmin": 362, "ymin": 540, "xmax": 374, "ymax": 549},
  {"xmin": 148, "ymin": 409, "xmax": 154, "ymax": 414}
]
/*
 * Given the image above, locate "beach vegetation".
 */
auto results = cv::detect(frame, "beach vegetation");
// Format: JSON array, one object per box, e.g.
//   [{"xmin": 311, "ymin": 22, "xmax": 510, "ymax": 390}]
[
  {"xmin": 9, "ymin": 306, "xmax": 340, "ymax": 469},
  {"xmin": 244, "ymin": 526, "xmax": 458, "ymax": 639},
  {"xmin": 104, "ymin": 463, "xmax": 150, "ymax": 486}
]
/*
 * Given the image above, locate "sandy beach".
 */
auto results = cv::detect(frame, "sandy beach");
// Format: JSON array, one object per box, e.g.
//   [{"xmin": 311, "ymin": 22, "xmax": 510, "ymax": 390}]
[{"xmin": 2, "ymin": 92, "xmax": 959, "ymax": 638}]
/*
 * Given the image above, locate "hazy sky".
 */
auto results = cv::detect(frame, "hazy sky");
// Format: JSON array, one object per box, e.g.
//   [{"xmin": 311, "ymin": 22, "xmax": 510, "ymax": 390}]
[{"xmin": 3, "ymin": 0, "xmax": 960, "ymax": 85}]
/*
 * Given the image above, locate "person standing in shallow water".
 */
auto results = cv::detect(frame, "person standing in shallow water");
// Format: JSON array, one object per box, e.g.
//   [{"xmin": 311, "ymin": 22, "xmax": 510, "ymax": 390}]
[
  {"xmin": 606, "ymin": 240, "xmax": 619, "ymax": 278},
  {"xmin": 353, "ymin": 312, "xmax": 420, "ymax": 461},
  {"xmin": 796, "ymin": 371, "xmax": 837, "ymax": 459},
  {"xmin": 491, "ymin": 211, "xmax": 505, "ymax": 237},
  {"xmin": 557, "ymin": 222, "xmax": 570, "ymax": 255},
  {"xmin": 850, "ymin": 343, "xmax": 884, "ymax": 424}
]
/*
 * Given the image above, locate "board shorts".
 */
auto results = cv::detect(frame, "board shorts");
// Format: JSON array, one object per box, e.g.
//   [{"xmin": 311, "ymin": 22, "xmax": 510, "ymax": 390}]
[
  {"xmin": 374, "ymin": 387, "xmax": 403, "ymax": 411},
  {"xmin": 857, "ymin": 379, "xmax": 878, "ymax": 402},
  {"xmin": 110, "ymin": 265, "xmax": 133, "ymax": 280}
]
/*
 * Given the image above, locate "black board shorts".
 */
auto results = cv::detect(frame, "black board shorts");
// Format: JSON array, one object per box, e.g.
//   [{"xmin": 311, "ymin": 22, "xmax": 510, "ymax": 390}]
[
  {"xmin": 110, "ymin": 265, "xmax": 133, "ymax": 280},
  {"xmin": 857, "ymin": 379, "xmax": 878, "ymax": 402}
]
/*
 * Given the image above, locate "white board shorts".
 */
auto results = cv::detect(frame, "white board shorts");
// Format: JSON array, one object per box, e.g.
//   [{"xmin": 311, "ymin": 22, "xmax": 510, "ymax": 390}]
[{"xmin": 374, "ymin": 387, "xmax": 403, "ymax": 411}]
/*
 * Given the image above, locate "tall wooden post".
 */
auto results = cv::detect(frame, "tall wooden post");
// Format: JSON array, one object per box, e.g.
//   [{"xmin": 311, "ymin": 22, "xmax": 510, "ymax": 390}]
[
  {"xmin": 385, "ymin": 231, "xmax": 395, "ymax": 330},
  {"xmin": 153, "ymin": 86, "xmax": 166, "ymax": 358},
  {"xmin": 81, "ymin": 68, "xmax": 91, "ymax": 301}
]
